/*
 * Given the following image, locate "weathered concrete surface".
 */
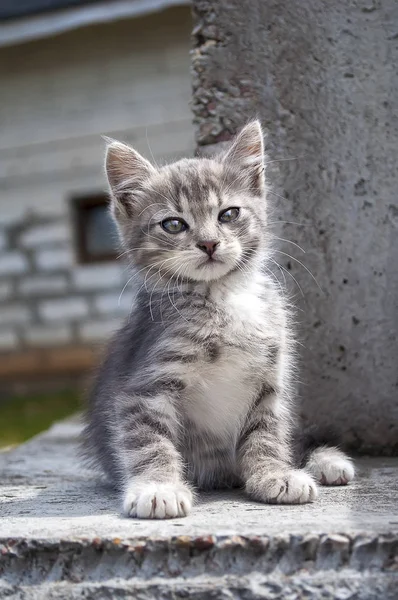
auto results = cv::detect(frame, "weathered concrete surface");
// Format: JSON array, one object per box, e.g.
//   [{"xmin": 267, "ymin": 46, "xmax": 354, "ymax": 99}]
[
  {"xmin": 191, "ymin": 0, "xmax": 398, "ymax": 454},
  {"xmin": 0, "ymin": 422, "xmax": 397, "ymax": 598}
]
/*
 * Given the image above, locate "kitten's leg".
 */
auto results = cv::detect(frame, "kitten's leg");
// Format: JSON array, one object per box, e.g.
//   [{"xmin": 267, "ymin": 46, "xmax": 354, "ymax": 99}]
[
  {"xmin": 237, "ymin": 389, "xmax": 318, "ymax": 504},
  {"xmin": 116, "ymin": 392, "xmax": 193, "ymax": 519},
  {"xmin": 305, "ymin": 446, "xmax": 355, "ymax": 485}
]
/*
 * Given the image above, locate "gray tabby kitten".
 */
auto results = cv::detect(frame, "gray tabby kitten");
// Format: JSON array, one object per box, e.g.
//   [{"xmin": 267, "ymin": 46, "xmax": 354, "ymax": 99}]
[{"xmin": 83, "ymin": 121, "xmax": 354, "ymax": 519}]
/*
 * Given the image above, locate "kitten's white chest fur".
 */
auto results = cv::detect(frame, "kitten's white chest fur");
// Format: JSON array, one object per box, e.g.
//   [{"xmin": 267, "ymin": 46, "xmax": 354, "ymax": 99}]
[
  {"xmin": 186, "ymin": 349, "xmax": 255, "ymax": 438},
  {"xmin": 183, "ymin": 276, "xmax": 281, "ymax": 438}
]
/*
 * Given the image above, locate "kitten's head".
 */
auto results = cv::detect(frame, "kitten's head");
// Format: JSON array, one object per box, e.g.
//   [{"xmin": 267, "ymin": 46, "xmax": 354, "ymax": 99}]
[{"xmin": 105, "ymin": 121, "xmax": 269, "ymax": 284}]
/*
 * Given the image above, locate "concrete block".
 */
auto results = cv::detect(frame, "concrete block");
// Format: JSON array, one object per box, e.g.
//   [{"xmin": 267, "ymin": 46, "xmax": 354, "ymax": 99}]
[
  {"xmin": 0, "ymin": 304, "xmax": 30, "ymax": 325},
  {"xmin": 0, "ymin": 281, "xmax": 13, "ymax": 301},
  {"xmin": 79, "ymin": 317, "xmax": 123, "ymax": 341},
  {"xmin": 18, "ymin": 275, "xmax": 68, "ymax": 296},
  {"xmin": 94, "ymin": 291, "xmax": 133, "ymax": 315},
  {"xmin": 23, "ymin": 324, "xmax": 72, "ymax": 347},
  {"xmin": 0, "ymin": 424, "xmax": 397, "ymax": 598},
  {"xmin": 0, "ymin": 204, "xmax": 25, "ymax": 227},
  {"xmin": 72, "ymin": 264, "xmax": 125, "ymax": 291},
  {"xmin": 0, "ymin": 251, "xmax": 28, "ymax": 276},
  {"xmin": 19, "ymin": 222, "xmax": 70, "ymax": 248},
  {"xmin": 39, "ymin": 297, "xmax": 88, "ymax": 321},
  {"xmin": 191, "ymin": 0, "xmax": 398, "ymax": 453},
  {"xmin": 0, "ymin": 329, "xmax": 18, "ymax": 350},
  {"xmin": 35, "ymin": 248, "xmax": 73, "ymax": 271},
  {"xmin": 0, "ymin": 229, "xmax": 7, "ymax": 250}
]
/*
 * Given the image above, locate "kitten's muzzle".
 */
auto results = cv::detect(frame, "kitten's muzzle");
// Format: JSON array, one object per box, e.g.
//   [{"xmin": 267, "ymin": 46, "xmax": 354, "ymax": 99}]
[{"xmin": 196, "ymin": 240, "xmax": 219, "ymax": 258}]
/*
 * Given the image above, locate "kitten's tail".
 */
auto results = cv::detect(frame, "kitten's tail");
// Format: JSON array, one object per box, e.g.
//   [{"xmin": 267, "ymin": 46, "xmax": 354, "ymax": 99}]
[{"xmin": 294, "ymin": 425, "xmax": 355, "ymax": 485}]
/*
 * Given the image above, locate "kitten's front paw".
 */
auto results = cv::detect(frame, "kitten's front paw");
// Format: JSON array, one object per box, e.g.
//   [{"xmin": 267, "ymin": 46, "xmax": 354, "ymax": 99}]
[
  {"xmin": 306, "ymin": 448, "xmax": 355, "ymax": 486},
  {"xmin": 249, "ymin": 470, "xmax": 318, "ymax": 504},
  {"xmin": 123, "ymin": 482, "xmax": 192, "ymax": 519}
]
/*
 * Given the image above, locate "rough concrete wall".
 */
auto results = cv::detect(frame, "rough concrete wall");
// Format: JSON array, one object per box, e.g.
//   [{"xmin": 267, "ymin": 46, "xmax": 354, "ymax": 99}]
[{"xmin": 191, "ymin": 0, "xmax": 398, "ymax": 453}]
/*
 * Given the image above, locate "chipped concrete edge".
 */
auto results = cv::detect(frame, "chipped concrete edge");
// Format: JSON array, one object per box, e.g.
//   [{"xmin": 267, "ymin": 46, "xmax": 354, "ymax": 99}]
[{"xmin": 1, "ymin": 533, "xmax": 397, "ymax": 585}]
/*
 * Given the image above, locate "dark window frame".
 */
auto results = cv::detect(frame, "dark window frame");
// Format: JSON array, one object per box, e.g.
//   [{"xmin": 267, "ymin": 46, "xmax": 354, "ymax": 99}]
[{"xmin": 71, "ymin": 194, "xmax": 118, "ymax": 264}]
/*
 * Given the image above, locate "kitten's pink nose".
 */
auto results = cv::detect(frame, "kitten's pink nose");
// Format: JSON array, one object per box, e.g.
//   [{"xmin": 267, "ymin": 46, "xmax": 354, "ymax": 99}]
[{"xmin": 196, "ymin": 240, "xmax": 219, "ymax": 257}]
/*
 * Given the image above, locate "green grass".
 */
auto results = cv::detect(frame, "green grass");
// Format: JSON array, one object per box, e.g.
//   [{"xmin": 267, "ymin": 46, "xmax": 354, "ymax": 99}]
[{"xmin": 0, "ymin": 390, "xmax": 82, "ymax": 448}]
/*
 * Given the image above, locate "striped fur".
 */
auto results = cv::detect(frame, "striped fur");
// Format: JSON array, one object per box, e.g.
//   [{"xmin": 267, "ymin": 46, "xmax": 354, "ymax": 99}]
[{"xmin": 82, "ymin": 121, "xmax": 354, "ymax": 519}]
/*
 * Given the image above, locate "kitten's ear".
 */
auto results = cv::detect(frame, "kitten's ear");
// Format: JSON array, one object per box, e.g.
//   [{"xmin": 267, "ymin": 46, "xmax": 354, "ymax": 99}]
[
  {"xmin": 222, "ymin": 121, "xmax": 265, "ymax": 194},
  {"xmin": 104, "ymin": 138, "xmax": 155, "ymax": 215}
]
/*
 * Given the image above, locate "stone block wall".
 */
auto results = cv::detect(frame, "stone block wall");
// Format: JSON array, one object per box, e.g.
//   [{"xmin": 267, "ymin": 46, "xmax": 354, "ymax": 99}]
[
  {"xmin": 0, "ymin": 214, "xmax": 130, "ymax": 354},
  {"xmin": 0, "ymin": 6, "xmax": 194, "ymax": 375}
]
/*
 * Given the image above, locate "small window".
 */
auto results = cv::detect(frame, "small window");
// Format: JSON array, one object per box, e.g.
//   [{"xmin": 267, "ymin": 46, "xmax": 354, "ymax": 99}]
[{"xmin": 72, "ymin": 195, "xmax": 119, "ymax": 263}]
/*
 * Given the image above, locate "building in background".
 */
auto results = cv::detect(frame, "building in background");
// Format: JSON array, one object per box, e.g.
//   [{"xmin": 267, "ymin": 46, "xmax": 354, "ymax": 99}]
[{"xmin": 0, "ymin": 0, "xmax": 194, "ymax": 390}]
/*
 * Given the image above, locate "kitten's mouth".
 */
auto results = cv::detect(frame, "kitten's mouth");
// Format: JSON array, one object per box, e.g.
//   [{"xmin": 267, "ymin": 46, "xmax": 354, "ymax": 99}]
[
  {"xmin": 203, "ymin": 256, "xmax": 222, "ymax": 265},
  {"xmin": 192, "ymin": 255, "xmax": 233, "ymax": 281}
]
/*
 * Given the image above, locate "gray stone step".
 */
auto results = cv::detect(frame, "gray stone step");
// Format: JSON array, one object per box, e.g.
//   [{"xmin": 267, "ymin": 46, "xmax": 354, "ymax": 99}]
[{"xmin": 0, "ymin": 421, "xmax": 397, "ymax": 599}]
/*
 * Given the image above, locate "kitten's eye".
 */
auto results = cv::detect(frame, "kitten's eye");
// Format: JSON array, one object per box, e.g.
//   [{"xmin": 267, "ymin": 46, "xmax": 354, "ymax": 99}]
[
  {"xmin": 218, "ymin": 207, "xmax": 240, "ymax": 223},
  {"xmin": 161, "ymin": 218, "xmax": 188, "ymax": 234}
]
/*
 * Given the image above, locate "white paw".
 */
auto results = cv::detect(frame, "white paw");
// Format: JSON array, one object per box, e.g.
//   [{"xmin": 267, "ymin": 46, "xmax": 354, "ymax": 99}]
[
  {"xmin": 306, "ymin": 448, "xmax": 355, "ymax": 486},
  {"xmin": 123, "ymin": 482, "xmax": 192, "ymax": 519},
  {"xmin": 256, "ymin": 470, "xmax": 318, "ymax": 504}
]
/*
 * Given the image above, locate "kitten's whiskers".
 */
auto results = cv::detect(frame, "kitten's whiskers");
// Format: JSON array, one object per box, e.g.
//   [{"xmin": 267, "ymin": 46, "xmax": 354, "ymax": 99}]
[{"xmin": 274, "ymin": 249, "xmax": 323, "ymax": 292}]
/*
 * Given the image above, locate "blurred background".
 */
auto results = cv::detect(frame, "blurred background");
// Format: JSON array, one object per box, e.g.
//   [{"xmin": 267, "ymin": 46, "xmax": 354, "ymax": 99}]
[{"xmin": 0, "ymin": 0, "xmax": 194, "ymax": 446}]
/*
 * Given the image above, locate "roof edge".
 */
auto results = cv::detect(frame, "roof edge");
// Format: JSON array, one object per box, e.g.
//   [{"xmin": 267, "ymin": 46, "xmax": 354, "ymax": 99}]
[{"xmin": 0, "ymin": 0, "xmax": 191, "ymax": 48}]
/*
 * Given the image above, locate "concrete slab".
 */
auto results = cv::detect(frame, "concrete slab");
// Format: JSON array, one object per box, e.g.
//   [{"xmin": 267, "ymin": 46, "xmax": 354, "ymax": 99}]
[
  {"xmin": 191, "ymin": 0, "xmax": 398, "ymax": 455},
  {"xmin": 0, "ymin": 421, "xmax": 397, "ymax": 598}
]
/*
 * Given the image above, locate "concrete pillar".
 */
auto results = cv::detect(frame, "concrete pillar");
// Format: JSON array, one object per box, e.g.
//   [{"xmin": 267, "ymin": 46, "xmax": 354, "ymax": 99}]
[{"xmin": 191, "ymin": 0, "xmax": 398, "ymax": 453}]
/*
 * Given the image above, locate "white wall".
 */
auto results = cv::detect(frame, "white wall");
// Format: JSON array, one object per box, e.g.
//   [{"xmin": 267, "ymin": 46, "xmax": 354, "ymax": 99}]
[{"xmin": 0, "ymin": 6, "xmax": 194, "ymax": 353}]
